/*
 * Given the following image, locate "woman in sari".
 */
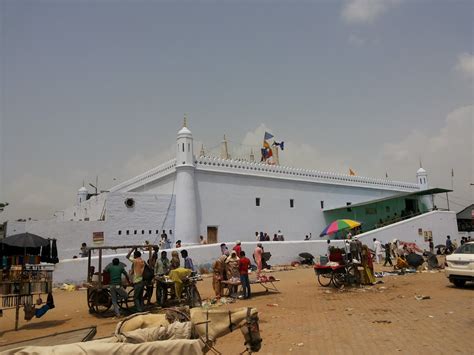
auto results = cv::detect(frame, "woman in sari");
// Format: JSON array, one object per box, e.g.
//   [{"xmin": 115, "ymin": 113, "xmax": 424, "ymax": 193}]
[
  {"xmin": 212, "ymin": 253, "xmax": 228, "ymax": 298},
  {"xmin": 360, "ymin": 244, "xmax": 376, "ymax": 285},
  {"xmin": 225, "ymin": 250, "xmax": 240, "ymax": 297}
]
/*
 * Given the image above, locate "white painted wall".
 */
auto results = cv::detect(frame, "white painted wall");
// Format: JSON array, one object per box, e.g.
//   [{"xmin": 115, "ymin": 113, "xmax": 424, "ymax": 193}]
[
  {"xmin": 195, "ymin": 170, "xmax": 412, "ymax": 243},
  {"xmin": 355, "ymin": 210, "xmax": 458, "ymax": 249},
  {"xmin": 51, "ymin": 211, "xmax": 457, "ymax": 284}
]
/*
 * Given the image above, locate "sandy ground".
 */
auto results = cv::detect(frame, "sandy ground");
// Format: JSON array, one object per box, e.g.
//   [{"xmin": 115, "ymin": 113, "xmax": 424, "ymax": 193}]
[{"xmin": 1, "ymin": 264, "xmax": 473, "ymax": 355}]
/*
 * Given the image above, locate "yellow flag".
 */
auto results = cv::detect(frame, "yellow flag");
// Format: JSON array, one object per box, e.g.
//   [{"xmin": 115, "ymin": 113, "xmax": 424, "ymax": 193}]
[{"xmin": 349, "ymin": 168, "xmax": 356, "ymax": 176}]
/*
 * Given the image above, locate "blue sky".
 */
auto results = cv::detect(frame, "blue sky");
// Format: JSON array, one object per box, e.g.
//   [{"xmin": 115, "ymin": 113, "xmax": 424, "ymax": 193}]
[{"xmin": 1, "ymin": 0, "xmax": 473, "ymax": 219}]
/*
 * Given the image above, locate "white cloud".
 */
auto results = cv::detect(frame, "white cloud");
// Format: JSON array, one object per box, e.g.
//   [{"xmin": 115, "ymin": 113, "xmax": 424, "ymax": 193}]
[
  {"xmin": 455, "ymin": 53, "xmax": 474, "ymax": 78},
  {"xmin": 379, "ymin": 105, "xmax": 473, "ymax": 209},
  {"xmin": 342, "ymin": 0, "xmax": 401, "ymax": 24},
  {"xmin": 348, "ymin": 33, "xmax": 367, "ymax": 46}
]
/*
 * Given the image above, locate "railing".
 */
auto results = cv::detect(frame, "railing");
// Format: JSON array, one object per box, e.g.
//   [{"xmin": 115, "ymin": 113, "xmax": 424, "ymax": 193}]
[
  {"xmin": 195, "ymin": 156, "xmax": 419, "ymax": 191},
  {"xmin": 110, "ymin": 159, "xmax": 177, "ymax": 192}
]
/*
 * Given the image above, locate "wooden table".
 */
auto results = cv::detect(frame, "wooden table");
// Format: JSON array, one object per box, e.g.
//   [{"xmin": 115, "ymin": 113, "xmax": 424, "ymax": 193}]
[{"xmin": 220, "ymin": 278, "xmax": 281, "ymax": 296}]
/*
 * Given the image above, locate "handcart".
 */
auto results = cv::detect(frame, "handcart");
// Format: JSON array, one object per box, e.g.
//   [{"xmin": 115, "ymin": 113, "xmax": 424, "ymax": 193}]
[{"xmin": 85, "ymin": 244, "xmax": 158, "ymax": 315}]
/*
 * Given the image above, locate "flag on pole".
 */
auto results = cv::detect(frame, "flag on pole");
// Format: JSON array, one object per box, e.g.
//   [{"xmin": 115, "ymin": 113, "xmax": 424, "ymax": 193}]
[
  {"xmin": 273, "ymin": 141, "xmax": 285, "ymax": 150},
  {"xmin": 451, "ymin": 168, "xmax": 454, "ymax": 177},
  {"xmin": 264, "ymin": 132, "xmax": 274, "ymax": 140},
  {"xmin": 349, "ymin": 168, "xmax": 356, "ymax": 176}
]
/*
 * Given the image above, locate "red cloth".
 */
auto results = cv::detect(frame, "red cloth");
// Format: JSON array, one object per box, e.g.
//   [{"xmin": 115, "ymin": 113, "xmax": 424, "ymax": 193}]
[
  {"xmin": 233, "ymin": 245, "xmax": 242, "ymax": 257},
  {"xmin": 239, "ymin": 257, "xmax": 251, "ymax": 275}
]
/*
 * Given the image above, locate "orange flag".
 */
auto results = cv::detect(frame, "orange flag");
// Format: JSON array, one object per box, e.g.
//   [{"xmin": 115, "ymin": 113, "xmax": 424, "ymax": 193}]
[{"xmin": 349, "ymin": 168, "xmax": 356, "ymax": 176}]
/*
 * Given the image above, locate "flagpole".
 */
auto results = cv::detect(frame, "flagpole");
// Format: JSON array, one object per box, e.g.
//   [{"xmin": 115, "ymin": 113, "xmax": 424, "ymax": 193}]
[{"xmin": 451, "ymin": 168, "xmax": 454, "ymax": 191}]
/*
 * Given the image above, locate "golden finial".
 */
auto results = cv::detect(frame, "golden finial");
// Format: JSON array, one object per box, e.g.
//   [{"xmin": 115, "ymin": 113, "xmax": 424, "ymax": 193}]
[{"xmin": 183, "ymin": 114, "xmax": 187, "ymax": 128}]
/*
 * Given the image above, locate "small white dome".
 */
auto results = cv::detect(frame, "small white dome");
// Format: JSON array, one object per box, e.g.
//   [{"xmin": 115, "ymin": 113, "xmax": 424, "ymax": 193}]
[
  {"xmin": 177, "ymin": 126, "xmax": 192, "ymax": 139},
  {"xmin": 78, "ymin": 186, "xmax": 88, "ymax": 193},
  {"xmin": 178, "ymin": 126, "xmax": 191, "ymax": 135},
  {"xmin": 417, "ymin": 167, "xmax": 426, "ymax": 174}
]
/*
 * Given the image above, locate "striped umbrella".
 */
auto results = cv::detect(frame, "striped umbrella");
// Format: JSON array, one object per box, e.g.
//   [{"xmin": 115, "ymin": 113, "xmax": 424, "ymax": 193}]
[{"xmin": 319, "ymin": 219, "xmax": 361, "ymax": 237}]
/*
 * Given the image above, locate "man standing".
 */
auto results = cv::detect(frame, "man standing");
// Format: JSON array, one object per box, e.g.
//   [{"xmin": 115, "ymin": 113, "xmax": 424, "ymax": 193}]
[
  {"xmin": 127, "ymin": 248, "xmax": 145, "ymax": 312},
  {"xmin": 105, "ymin": 258, "xmax": 130, "ymax": 317},
  {"xmin": 239, "ymin": 251, "xmax": 251, "ymax": 299},
  {"xmin": 373, "ymin": 238, "xmax": 382, "ymax": 264},
  {"xmin": 383, "ymin": 243, "xmax": 393, "ymax": 267},
  {"xmin": 181, "ymin": 249, "xmax": 195, "ymax": 271},
  {"xmin": 446, "ymin": 235, "xmax": 453, "ymax": 254},
  {"xmin": 428, "ymin": 238, "xmax": 434, "ymax": 253}
]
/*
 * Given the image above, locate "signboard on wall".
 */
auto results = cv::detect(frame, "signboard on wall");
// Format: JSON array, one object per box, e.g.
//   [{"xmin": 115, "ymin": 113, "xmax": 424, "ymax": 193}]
[{"xmin": 93, "ymin": 232, "xmax": 104, "ymax": 245}]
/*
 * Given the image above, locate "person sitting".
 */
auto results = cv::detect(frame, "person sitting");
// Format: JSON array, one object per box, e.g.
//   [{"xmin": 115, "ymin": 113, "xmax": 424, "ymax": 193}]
[
  {"xmin": 80, "ymin": 243, "xmax": 88, "ymax": 258},
  {"xmin": 24, "ymin": 293, "xmax": 55, "ymax": 321},
  {"xmin": 395, "ymin": 255, "xmax": 409, "ymax": 270}
]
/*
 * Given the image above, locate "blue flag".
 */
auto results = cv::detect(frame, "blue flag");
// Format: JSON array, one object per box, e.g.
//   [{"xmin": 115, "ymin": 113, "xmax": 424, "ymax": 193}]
[
  {"xmin": 273, "ymin": 141, "xmax": 284, "ymax": 150},
  {"xmin": 264, "ymin": 132, "xmax": 274, "ymax": 140}
]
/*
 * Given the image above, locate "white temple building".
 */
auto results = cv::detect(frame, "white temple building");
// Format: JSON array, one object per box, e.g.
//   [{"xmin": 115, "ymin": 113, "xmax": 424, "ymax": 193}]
[{"xmin": 5, "ymin": 120, "xmax": 457, "ymax": 264}]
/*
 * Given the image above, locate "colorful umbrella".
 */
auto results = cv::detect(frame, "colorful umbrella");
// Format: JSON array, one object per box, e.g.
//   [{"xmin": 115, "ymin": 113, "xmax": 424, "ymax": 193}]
[{"xmin": 319, "ymin": 219, "xmax": 361, "ymax": 237}]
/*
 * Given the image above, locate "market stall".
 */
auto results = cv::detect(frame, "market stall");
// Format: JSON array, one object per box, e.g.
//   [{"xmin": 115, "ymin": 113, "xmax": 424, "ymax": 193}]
[{"xmin": 0, "ymin": 233, "xmax": 57, "ymax": 330}]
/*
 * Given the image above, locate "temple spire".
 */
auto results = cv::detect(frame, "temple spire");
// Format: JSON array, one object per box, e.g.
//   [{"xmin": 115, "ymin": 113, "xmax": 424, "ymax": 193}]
[{"xmin": 183, "ymin": 114, "xmax": 187, "ymax": 128}]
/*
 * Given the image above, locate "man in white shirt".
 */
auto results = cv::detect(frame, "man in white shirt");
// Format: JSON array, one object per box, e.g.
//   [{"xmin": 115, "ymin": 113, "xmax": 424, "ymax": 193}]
[{"xmin": 373, "ymin": 238, "xmax": 383, "ymax": 264}]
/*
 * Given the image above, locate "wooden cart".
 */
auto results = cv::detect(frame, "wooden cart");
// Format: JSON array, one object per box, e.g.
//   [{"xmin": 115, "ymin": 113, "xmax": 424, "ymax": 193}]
[{"xmin": 85, "ymin": 244, "xmax": 158, "ymax": 315}]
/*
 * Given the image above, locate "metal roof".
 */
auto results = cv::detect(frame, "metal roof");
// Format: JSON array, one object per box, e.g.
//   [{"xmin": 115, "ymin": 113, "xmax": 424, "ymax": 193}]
[{"xmin": 323, "ymin": 187, "xmax": 452, "ymax": 212}]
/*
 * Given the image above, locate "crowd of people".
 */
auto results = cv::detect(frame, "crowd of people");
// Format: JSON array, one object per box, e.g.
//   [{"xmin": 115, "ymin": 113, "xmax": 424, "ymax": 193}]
[
  {"xmin": 255, "ymin": 231, "xmax": 285, "ymax": 241},
  {"xmin": 102, "ymin": 245, "xmax": 196, "ymax": 318},
  {"xmin": 212, "ymin": 240, "xmax": 264, "ymax": 300}
]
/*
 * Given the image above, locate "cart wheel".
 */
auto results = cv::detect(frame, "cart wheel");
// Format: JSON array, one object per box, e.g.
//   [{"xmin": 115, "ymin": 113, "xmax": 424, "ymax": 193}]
[
  {"xmin": 119, "ymin": 288, "xmax": 134, "ymax": 310},
  {"xmin": 332, "ymin": 272, "xmax": 345, "ymax": 289},
  {"xmin": 159, "ymin": 286, "xmax": 168, "ymax": 307},
  {"xmin": 317, "ymin": 272, "xmax": 332, "ymax": 287},
  {"xmin": 88, "ymin": 289, "xmax": 112, "ymax": 314},
  {"xmin": 188, "ymin": 286, "xmax": 202, "ymax": 308},
  {"xmin": 87, "ymin": 289, "xmax": 96, "ymax": 313}
]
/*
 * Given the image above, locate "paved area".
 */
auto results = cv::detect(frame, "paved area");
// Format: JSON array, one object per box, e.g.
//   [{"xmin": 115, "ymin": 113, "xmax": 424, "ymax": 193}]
[{"xmin": 1, "ymin": 265, "xmax": 472, "ymax": 354}]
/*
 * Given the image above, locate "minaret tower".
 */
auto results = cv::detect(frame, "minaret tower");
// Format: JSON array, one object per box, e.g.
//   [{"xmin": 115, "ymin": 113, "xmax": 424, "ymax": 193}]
[
  {"xmin": 416, "ymin": 165, "xmax": 433, "ymax": 211},
  {"xmin": 77, "ymin": 183, "xmax": 88, "ymax": 205},
  {"xmin": 174, "ymin": 115, "xmax": 199, "ymax": 244}
]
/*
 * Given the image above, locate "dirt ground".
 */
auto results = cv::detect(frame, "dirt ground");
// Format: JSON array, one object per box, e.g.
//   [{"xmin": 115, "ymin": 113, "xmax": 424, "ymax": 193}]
[{"xmin": 1, "ymin": 264, "xmax": 473, "ymax": 354}]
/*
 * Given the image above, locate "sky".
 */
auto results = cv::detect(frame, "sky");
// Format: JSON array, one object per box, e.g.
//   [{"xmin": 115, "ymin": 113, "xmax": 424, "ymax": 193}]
[{"xmin": 1, "ymin": 0, "xmax": 473, "ymax": 221}]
